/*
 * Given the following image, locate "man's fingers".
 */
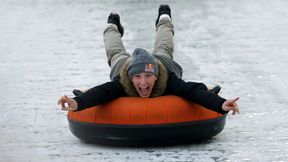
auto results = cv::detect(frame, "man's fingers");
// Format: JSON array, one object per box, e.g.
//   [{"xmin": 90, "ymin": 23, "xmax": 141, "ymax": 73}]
[
  {"xmin": 61, "ymin": 106, "xmax": 74, "ymax": 111},
  {"xmin": 233, "ymin": 108, "xmax": 239, "ymax": 115},
  {"xmin": 57, "ymin": 96, "xmax": 64, "ymax": 105},
  {"xmin": 58, "ymin": 95, "xmax": 76, "ymax": 111},
  {"xmin": 58, "ymin": 95, "xmax": 69, "ymax": 109},
  {"xmin": 57, "ymin": 96, "xmax": 64, "ymax": 108},
  {"xmin": 222, "ymin": 98, "xmax": 240, "ymax": 115},
  {"xmin": 232, "ymin": 107, "xmax": 239, "ymax": 115},
  {"xmin": 64, "ymin": 95, "xmax": 69, "ymax": 101},
  {"xmin": 225, "ymin": 106, "xmax": 234, "ymax": 111},
  {"xmin": 232, "ymin": 97, "xmax": 239, "ymax": 103},
  {"xmin": 62, "ymin": 107, "xmax": 70, "ymax": 111},
  {"xmin": 232, "ymin": 102, "xmax": 239, "ymax": 114},
  {"xmin": 225, "ymin": 106, "xmax": 239, "ymax": 113},
  {"xmin": 234, "ymin": 104, "xmax": 239, "ymax": 111},
  {"xmin": 61, "ymin": 104, "xmax": 69, "ymax": 111},
  {"xmin": 64, "ymin": 95, "xmax": 73, "ymax": 104}
]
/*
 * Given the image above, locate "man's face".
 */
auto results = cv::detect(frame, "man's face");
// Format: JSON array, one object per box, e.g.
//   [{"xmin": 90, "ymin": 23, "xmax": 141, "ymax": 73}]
[{"xmin": 131, "ymin": 72, "xmax": 158, "ymax": 97}]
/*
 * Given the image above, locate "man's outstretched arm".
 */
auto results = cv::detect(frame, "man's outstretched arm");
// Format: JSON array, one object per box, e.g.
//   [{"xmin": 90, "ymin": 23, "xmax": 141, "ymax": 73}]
[
  {"xmin": 165, "ymin": 72, "xmax": 239, "ymax": 115},
  {"xmin": 58, "ymin": 79, "xmax": 126, "ymax": 111}
]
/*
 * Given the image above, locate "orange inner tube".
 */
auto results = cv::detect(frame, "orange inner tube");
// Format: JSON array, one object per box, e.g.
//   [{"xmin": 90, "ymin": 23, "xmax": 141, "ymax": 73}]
[{"xmin": 68, "ymin": 95, "xmax": 223, "ymax": 125}]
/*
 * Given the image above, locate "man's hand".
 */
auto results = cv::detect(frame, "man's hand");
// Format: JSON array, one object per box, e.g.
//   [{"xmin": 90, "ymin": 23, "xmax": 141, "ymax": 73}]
[
  {"xmin": 57, "ymin": 95, "xmax": 78, "ymax": 111},
  {"xmin": 222, "ymin": 97, "xmax": 239, "ymax": 115}
]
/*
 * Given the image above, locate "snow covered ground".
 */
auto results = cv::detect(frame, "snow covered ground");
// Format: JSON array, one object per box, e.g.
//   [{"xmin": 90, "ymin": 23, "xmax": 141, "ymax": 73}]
[{"xmin": 1, "ymin": 0, "xmax": 288, "ymax": 161}]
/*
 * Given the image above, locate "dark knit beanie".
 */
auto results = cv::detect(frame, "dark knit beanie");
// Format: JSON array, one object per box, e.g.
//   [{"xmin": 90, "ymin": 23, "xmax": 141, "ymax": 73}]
[{"xmin": 128, "ymin": 48, "xmax": 159, "ymax": 78}]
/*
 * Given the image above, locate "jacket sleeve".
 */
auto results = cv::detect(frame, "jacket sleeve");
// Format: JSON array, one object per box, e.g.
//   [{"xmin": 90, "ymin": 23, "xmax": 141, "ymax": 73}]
[
  {"xmin": 73, "ymin": 79, "xmax": 127, "ymax": 111},
  {"xmin": 165, "ymin": 72, "xmax": 228, "ymax": 114}
]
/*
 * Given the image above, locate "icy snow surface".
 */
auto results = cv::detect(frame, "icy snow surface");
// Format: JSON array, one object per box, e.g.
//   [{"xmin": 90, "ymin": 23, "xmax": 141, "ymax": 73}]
[{"xmin": 1, "ymin": 0, "xmax": 288, "ymax": 161}]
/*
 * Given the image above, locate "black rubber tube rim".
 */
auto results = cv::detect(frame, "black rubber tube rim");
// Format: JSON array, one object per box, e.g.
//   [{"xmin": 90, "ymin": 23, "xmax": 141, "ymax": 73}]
[{"xmin": 68, "ymin": 114, "xmax": 226, "ymax": 146}]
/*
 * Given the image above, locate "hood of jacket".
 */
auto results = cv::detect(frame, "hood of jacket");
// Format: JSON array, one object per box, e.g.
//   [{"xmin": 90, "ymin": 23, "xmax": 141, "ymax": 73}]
[{"xmin": 119, "ymin": 57, "xmax": 168, "ymax": 97}]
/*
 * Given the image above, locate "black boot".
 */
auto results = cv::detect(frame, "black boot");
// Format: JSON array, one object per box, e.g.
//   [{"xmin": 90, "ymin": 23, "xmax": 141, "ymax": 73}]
[
  {"xmin": 209, "ymin": 85, "xmax": 221, "ymax": 94},
  {"xmin": 107, "ymin": 13, "xmax": 124, "ymax": 37},
  {"xmin": 155, "ymin": 4, "xmax": 171, "ymax": 26}
]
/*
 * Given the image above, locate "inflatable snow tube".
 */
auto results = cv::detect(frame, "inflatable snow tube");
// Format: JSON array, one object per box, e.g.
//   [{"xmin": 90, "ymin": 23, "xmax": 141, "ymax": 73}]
[{"xmin": 67, "ymin": 95, "xmax": 226, "ymax": 146}]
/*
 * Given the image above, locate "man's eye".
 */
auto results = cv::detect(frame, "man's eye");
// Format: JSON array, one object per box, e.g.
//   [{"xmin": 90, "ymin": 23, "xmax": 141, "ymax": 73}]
[
  {"xmin": 146, "ymin": 74, "xmax": 151, "ymax": 77},
  {"xmin": 134, "ymin": 75, "xmax": 141, "ymax": 78}
]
